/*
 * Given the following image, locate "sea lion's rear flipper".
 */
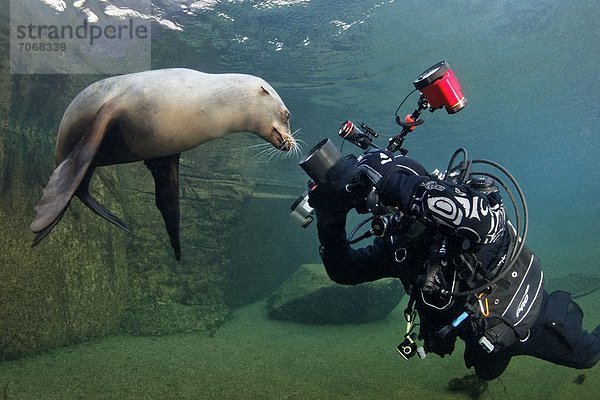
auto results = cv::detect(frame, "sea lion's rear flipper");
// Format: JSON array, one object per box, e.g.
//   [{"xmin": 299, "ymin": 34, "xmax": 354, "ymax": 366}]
[
  {"xmin": 144, "ymin": 154, "xmax": 181, "ymax": 261},
  {"xmin": 30, "ymin": 103, "xmax": 117, "ymax": 245},
  {"xmin": 31, "ymin": 208, "xmax": 68, "ymax": 247},
  {"xmin": 76, "ymin": 168, "xmax": 131, "ymax": 233}
]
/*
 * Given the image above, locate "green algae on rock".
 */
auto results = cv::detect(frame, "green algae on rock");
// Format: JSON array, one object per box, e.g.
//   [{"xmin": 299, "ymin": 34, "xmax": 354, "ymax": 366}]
[{"xmin": 267, "ymin": 264, "xmax": 404, "ymax": 324}]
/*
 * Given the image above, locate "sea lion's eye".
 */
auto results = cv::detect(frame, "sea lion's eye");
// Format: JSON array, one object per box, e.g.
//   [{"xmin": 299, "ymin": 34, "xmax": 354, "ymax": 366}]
[{"xmin": 282, "ymin": 110, "xmax": 290, "ymax": 122}]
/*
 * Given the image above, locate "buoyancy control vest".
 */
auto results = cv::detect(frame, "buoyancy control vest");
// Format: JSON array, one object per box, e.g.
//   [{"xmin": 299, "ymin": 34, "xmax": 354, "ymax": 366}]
[
  {"xmin": 392, "ymin": 226, "xmax": 545, "ymax": 353},
  {"xmin": 475, "ymin": 242, "xmax": 544, "ymax": 351}
]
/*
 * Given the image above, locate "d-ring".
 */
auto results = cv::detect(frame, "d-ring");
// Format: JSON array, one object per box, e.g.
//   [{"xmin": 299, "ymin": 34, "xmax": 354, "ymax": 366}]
[{"xmin": 395, "ymin": 248, "xmax": 407, "ymax": 263}]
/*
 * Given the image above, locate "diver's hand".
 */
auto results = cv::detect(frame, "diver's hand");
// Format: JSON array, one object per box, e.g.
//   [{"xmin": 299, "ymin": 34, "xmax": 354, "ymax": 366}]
[
  {"xmin": 355, "ymin": 149, "xmax": 428, "ymax": 211},
  {"xmin": 355, "ymin": 149, "xmax": 397, "ymax": 186},
  {"xmin": 308, "ymin": 182, "xmax": 354, "ymax": 216},
  {"xmin": 308, "ymin": 156, "xmax": 359, "ymax": 215}
]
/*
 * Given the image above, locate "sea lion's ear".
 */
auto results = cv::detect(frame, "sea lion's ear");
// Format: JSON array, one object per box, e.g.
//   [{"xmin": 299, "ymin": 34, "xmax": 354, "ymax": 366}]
[{"xmin": 260, "ymin": 86, "xmax": 271, "ymax": 95}]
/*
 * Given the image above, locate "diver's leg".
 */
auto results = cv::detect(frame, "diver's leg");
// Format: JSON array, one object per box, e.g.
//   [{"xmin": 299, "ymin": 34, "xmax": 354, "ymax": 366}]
[
  {"xmin": 509, "ymin": 290, "xmax": 600, "ymax": 368},
  {"xmin": 464, "ymin": 341, "xmax": 512, "ymax": 381}
]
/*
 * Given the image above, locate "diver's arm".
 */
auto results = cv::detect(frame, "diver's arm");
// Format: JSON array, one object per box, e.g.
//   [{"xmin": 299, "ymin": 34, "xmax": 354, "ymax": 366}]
[{"xmin": 315, "ymin": 210, "xmax": 399, "ymax": 285}]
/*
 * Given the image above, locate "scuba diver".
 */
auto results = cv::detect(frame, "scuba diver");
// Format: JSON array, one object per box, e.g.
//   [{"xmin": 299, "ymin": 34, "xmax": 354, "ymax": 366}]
[
  {"xmin": 293, "ymin": 61, "xmax": 600, "ymax": 379},
  {"xmin": 307, "ymin": 147, "xmax": 600, "ymax": 380}
]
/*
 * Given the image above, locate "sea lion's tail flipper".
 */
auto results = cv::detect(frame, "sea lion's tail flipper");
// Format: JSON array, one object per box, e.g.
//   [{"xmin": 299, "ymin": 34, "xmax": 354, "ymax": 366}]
[
  {"xmin": 144, "ymin": 154, "xmax": 181, "ymax": 261},
  {"xmin": 30, "ymin": 103, "xmax": 117, "ymax": 245}
]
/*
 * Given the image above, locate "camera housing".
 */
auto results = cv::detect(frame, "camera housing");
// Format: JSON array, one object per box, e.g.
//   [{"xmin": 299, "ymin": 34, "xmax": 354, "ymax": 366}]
[
  {"xmin": 298, "ymin": 138, "xmax": 349, "ymax": 186},
  {"xmin": 291, "ymin": 139, "xmax": 350, "ymax": 228},
  {"xmin": 292, "ymin": 61, "xmax": 468, "ymax": 230},
  {"xmin": 290, "ymin": 188, "xmax": 314, "ymax": 228}
]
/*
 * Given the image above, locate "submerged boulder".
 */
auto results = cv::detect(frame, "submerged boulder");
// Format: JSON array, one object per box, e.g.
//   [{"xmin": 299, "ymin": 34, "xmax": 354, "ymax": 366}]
[
  {"xmin": 267, "ymin": 264, "xmax": 403, "ymax": 324},
  {"xmin": 545, "ymin": 273, "xmax": 600, "ymax": 299}
]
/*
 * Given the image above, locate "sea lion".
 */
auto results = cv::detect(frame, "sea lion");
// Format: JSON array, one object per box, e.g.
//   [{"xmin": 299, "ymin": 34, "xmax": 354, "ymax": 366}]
[{"xmin": 30, "ymin": 68, "xmax": 296, "ymax": 260}]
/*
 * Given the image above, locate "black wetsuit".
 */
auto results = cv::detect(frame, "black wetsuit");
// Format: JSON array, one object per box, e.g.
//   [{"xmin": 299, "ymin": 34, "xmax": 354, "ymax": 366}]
[{"xmin": 313, "ymin": 172, "xmax": 600, "ymax": 380}]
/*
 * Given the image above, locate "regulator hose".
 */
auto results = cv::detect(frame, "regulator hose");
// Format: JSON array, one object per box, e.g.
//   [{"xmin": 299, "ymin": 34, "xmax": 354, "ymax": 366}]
[{"xmin": 439, "ymin": 159, "xmax": 528, "ymax": 297}]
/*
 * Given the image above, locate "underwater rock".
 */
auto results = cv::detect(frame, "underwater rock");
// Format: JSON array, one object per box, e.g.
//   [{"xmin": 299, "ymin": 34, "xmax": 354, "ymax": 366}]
[
  {"xmin": 573, "ymin": 373, "xmax": 586, "ymax": 385},
  {"xmin": 120, "ymin": 301, "xmax": 230, "ymax": 336},
  {"xmin": 545, "ymin": 273, "xmax": 600, "ymax": 299},
  {"xmin": 266, "ymin": 264, "xmax": 403, "ymax": 324}
]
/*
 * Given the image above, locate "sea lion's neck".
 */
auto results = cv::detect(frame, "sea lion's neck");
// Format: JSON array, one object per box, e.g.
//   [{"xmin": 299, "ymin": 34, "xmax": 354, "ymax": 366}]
[{"xmin": 201, "ymin": 83, "xmax": 265, "ymax": 136}]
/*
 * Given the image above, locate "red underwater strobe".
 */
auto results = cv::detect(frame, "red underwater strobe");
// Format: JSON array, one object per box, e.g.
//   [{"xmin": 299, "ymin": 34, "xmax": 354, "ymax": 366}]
[{"xmin": 413, "ymin": 61, "xmax": 467, "ymax": 114}]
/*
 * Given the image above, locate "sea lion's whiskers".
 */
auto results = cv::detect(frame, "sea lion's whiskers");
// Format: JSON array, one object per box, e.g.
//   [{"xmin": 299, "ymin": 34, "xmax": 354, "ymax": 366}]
[
  {"xmin": 282, "ymin": 128, "xmax": 303, "ymax": 158},
  {"xmin": 267, "ymin": 148, "xmax": 281, "ymax": 163},
  {"xmin": 246, "ymin": 142, "xmax": 271, "ymax": 149},
  {"xmin": 248, "ymin": 146, "xmax": 273, "ymax": 161},
  {"xmin": 286, "ymin": 141, "xmax": 304, "ymax": 159},
  {"xmin": 255, "ymin": 146, "xmax": 288, "ymax": 163},
  {"xmin": 248, "ymin": 128, "xmax": 303, "ymax": 162},
  {"xmin": 291, "ymin": 138, "xmax": 306, "ymax": 155}
]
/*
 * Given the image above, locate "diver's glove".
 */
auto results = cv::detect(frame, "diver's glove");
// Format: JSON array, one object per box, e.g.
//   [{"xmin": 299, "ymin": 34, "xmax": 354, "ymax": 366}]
[{"xmin": 355, "ymin": 148, "xmax": 425, "ymax": 211}]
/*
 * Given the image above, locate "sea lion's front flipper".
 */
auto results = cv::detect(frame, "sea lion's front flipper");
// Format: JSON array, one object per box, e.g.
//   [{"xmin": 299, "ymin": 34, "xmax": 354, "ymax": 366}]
[
  {"xmin": 30, "ymin": 103, "xmax": 117, "ymax": 245},
  {"xmin": 144, "ymin": 154, "xmax": 181, "ymax": 261}
]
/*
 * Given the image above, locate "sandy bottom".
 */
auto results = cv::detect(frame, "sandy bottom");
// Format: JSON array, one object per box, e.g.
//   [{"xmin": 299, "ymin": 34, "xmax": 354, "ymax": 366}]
[{"xmin": 1, "ymin": 293, "xmax": 599, "ymax": 400}]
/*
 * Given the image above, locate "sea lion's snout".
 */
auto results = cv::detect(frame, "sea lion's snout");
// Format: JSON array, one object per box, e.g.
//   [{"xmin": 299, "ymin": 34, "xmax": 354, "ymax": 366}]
[
  {"xmin": 271, "ymin": 124, "xmax": 296, "ymax": 151},
  {"xmin": 272, "ymin": 108, "xmax": 296, "ymax": 151}
]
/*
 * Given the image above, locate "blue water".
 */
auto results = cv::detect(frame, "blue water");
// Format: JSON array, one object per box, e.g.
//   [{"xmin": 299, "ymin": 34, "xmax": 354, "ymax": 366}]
[
  {"xmin": 2, "ymin": 1, "xmax": 600, "ymax": 398},
  {"xmin": 175, "ymin": 0, "xmax": 600, "ymax": 275}
]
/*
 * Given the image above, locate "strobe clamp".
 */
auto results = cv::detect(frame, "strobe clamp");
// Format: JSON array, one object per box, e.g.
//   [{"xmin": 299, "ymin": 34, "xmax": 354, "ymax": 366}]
[{"xmin": 388, "ymin": 95, "xmax": 428, "ymax": 154}]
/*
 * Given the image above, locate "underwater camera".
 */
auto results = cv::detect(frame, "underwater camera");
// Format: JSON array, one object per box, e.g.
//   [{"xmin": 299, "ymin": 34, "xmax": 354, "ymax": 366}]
[
  {"xmin": 298, "ymin": 138, "xmax": 349, "ymax": 187},
  {"xmin": 290, "ymin": 60, "xmax": 468, "ymax": 228},
  {"xmin": 290, "ymin": 139, "xmax": 350, "ymax": 227}
]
